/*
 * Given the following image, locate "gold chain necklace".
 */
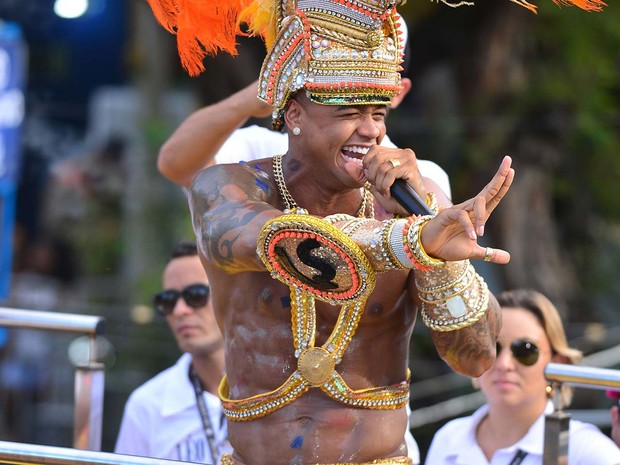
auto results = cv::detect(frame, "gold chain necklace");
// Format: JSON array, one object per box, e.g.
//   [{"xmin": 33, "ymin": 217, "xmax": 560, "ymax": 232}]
[{"xmin": 272, "ymin": 154, "xmax": 374, "ymax": 218}]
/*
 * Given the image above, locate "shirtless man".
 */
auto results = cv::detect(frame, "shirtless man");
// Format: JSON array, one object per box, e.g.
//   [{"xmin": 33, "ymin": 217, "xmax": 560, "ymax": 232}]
[
  {"xmin": 189, "ymin": 91, "xmax": 512, "ymax": 464},
  {"xmin": 147, "ymin": 0, "xmax": 513, "ymax": 463}
]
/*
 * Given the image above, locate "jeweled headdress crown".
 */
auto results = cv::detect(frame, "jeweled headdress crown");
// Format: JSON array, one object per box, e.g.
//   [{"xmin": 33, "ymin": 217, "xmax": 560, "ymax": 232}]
[{"xmin": 258, "ymin": 0, "xmax": 405, "ymax": 128}]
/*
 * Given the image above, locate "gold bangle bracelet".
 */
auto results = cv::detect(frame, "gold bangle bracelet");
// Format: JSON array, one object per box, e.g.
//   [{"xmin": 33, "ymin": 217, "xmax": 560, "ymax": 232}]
[
  {"xmin": 420, "ymin": 274, "xmax": 489, "ymax": 332},
  {"xmin": 408, "ymin": 215, "xmax": 446, "ymax": 268}
]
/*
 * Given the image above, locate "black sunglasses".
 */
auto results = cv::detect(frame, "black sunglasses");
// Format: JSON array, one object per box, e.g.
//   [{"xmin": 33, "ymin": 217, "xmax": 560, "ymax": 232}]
[
  {"xmin": 496, "ymin": 339, "xmax": 540, "ymax": 366},
  {"xmin": 153, "ymin": 283, "xmax": 210, "ymax": 316}
]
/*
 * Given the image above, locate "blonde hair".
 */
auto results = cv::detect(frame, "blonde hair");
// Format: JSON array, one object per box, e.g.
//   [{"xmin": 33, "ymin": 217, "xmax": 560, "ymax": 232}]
[{"xmin": 495, "ymin": 289, "xmax": 583, "ymax": 406}]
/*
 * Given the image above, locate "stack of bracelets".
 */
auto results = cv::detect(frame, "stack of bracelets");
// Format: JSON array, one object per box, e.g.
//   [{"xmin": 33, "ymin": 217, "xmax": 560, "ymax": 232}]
[{"xmin": 324, "ymin": 194, "xmax": 490, "ymax": 332}]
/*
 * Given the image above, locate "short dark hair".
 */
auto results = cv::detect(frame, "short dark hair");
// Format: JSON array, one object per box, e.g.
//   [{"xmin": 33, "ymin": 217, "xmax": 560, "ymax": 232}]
[{"xmin": 169, "ymin": 240, "xmax": 198, "ymax": 261}]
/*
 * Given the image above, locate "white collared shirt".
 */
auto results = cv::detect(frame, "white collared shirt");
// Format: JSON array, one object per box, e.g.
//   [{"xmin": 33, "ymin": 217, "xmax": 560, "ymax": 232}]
[
  {"xmin": 425, "ymin": 402, "xmax": 620, "ymax": 465},
  {"xmin": 115, "ymin": 353, "xmax": 231, "ymax": 463}
]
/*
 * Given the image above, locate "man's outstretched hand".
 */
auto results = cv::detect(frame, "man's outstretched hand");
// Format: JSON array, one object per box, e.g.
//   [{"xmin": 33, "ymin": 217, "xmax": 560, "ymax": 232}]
[{"xmin": 421, "ymin": 155, "xmax": 514, "ymax": 264}]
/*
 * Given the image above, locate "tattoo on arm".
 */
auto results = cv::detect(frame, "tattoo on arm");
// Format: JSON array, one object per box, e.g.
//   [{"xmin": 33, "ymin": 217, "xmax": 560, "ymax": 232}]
[
  {"xmin": 430, "ymin": 305, "xmax": 498, "ymax": 377},
  {"xmin": 190, "ymin": 164, "xmax": 279, "ymax": 273},
  {"xmin": 203, "ymin": 199, "xmax": 272, "ymax": 272}
]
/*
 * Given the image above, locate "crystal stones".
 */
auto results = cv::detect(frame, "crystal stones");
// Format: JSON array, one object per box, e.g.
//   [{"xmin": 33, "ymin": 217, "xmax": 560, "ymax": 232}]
[{"xmin": 446, "ymin": 295, "xmax": 467, "ymax": 318}]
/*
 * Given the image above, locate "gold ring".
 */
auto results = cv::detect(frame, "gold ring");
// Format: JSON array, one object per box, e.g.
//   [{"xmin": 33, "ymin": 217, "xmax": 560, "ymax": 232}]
[
  {"xmin": 483, "ymin": 247, "xmax": 494, "ymax": 262},
  {"xmin": 388, "ymin": 159, "xmax": 401, "ymax": 168}
]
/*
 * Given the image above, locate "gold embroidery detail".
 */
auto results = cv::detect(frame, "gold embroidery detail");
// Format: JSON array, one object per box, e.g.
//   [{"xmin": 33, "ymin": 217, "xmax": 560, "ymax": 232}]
[
  {"xmin": 219, "ymin": 244, "xmax": 409, "ymax": 421},
  {"xmin": 298, "ymin": 347, "xmax": 336, "ymax": 385}
]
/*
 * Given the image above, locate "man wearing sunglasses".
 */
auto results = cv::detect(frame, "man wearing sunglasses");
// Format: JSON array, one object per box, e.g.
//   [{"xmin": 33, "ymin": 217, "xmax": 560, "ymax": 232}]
[{"xmin": 115, "ymin": 241, "xmax": 231, "ymax": 464}]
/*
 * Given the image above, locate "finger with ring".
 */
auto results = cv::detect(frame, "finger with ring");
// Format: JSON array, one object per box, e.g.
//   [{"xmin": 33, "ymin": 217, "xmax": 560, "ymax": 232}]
[
  {"xmin": 388, "ymin": 159, "xmax": 401, "ymax": 168},
  {"xmin": 483, "ymin": 247, "xmax": 494, "ymax": 262}
]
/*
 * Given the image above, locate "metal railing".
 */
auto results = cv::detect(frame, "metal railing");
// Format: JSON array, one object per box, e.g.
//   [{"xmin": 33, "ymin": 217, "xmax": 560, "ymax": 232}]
[
  {"xmin": 543, "ymin": 363, "xmax": 620, "ymax": 465},
  {"xmin": 0, "ymin": 307, "xmax": 106, "ymax": 451},
  {"xmin": 2, "ymin": 307, "xmax": 618, "ymax": 463},
  {"xmin": 0, "ymin": 441, "xmax": 190, "ymax": 465}
]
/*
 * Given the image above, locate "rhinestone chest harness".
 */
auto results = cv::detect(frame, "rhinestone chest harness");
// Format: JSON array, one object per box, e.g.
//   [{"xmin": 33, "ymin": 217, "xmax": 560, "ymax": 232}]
[{"xmin": 218, "ymin": 155, "xmax": 410, "ymax": 421}]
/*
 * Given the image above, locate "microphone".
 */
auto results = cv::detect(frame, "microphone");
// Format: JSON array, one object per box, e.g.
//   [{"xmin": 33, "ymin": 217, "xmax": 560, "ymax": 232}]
[{"xmin": 390, "ymin": 179, "xmax": 433, "ymax": 216}]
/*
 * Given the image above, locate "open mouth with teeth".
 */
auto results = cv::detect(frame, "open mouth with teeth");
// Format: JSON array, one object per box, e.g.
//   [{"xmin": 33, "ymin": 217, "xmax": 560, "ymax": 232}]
[{"xmin": 341, "ymin": 145, "xmax": 370, "ymax": 166}]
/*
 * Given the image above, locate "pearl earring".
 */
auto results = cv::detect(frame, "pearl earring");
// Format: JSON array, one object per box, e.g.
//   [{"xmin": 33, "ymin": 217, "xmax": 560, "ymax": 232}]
[{"xmin": 292, "ymin": 127, "xmax": 301, "ymax": 136}]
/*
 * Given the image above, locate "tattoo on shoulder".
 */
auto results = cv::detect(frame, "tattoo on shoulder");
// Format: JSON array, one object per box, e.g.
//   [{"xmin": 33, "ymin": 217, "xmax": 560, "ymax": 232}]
[
  {"xmin": 192, "ymin": 165, "xmax": 277, "ymax": 272},
  {"xmin": 204, "ymin": 200, "xmax": 267, "ymax": 269}
]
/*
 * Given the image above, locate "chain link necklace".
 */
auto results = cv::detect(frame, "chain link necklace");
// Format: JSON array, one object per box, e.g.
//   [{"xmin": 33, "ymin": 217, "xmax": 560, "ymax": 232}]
[{"xmin": 272, "ymin": 154, "xmax": 374, "ymax": 218}]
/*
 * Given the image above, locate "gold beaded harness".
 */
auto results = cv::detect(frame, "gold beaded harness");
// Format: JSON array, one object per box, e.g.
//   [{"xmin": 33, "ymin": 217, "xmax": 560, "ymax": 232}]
[{"xmin": 217, "ymin": 156, "xmax": 410, "ymax": 421}]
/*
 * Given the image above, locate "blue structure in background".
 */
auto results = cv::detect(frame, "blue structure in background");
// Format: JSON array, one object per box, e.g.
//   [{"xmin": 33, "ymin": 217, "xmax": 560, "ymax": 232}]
[{"xmin": 0, "ymin": 22, "xmax": 26, "ymax": 300}]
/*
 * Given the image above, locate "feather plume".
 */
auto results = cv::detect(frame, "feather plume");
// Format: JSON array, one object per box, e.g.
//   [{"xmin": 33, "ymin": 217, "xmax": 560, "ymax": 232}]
[
  {"xmin": 146, "ymin": 0, "xmax": 259, "ymax": 76},
  {"xmin": 552, "ymin": 0, "xmax": 606, "ymax": 11},
  {"xmin": 510, "ymin": 0, "xmax": 606, "ymax": 12},
  {"xmin": 239, "ymin": 0, "xmax": 279, "ymax": 50},
  {"xmin": 147, "ymin": 0, "xmax": 606, "ymax": 76}
]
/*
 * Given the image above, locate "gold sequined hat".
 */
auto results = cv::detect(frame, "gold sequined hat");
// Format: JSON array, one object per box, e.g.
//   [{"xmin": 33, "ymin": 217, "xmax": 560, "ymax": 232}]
[{"xmin": 257, "ymin": 0, "xmax": 406, "ymax": 129}]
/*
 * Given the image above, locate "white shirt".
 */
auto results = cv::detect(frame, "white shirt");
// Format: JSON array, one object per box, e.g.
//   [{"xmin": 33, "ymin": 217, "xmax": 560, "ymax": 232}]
[
  {"xmin": 406, "ymin": 404, "xmax": 421, "ymax": 464},
  {"xmin": 115, "ymin": 353, "xmax": 231, "ymax": 464},
  {"xmin": 425, "ymin": 402, "xmax": 620, "ymax": 465},
  {"xmin": 214, "ymin": 125, "xmax": 452, "ymax": 200}
]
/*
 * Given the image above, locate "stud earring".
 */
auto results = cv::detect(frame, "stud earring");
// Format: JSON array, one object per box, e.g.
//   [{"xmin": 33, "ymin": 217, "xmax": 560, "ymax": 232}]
[
  {"xmin": 545, "ymin": 384, "xmax": 554, "ymax": 398},
  {"xmin": 292, "ymin": 127, "xmax": 301, "ymax": 136}
]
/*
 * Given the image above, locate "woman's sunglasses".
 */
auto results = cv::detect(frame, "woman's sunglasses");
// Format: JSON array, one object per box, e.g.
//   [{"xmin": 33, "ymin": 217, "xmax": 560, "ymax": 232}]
[
  {"xmin": 153, "ymin": 283, "xmax": 210, "ymax": 316},
  {"xmin": 496, "ymin": 339, "xmax": 540, "ymax": 366}
]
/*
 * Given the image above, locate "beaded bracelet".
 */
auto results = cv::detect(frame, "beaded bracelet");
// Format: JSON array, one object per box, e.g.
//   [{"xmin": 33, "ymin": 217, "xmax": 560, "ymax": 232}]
[
  {"xmin": 416, "ymin": 260, "xmax": 490, "ymax": 332},
  {"xmin": 403, "ymin": 215, "xmax": 446, "ymax": 269},
  {"xmin": 420, "ymin": 274, "xmax": 489, "ymax": 331},
  {"xmin": 386, "ymin": 218, "xmax": 412, "ymax": 269},
  {"xmin": 385, "ymin": 214, "xmax": 448, "ymax": 270},
  {"xmin": 417, "ymin": 261, "xmax": 474, "ymax": 303},
  {"xmin": 381, "ymin": 219, "xmax": 403, "ymax": 270},
  {"xmin": 363, "ymin": 220, "xmax": 402, "ymax": 271},
  {"xmin": 325, "ymin": 216, "xmax": 410, "ymax": 273}
]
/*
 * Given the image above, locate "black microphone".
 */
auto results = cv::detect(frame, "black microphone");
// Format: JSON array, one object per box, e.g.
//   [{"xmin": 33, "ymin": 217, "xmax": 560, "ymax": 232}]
[{"xmin": 389, "ymin": 179, "xmax": 433, "ymax": 216}]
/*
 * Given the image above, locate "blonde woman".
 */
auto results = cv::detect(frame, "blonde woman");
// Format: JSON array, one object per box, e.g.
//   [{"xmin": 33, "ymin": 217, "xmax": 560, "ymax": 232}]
[{"xmin": 425, "ymin": 289, "xmax": 620, "ymax": 464}]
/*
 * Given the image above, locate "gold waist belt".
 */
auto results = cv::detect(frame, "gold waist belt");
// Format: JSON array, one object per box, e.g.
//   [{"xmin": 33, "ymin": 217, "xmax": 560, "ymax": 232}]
[
  {"xmin": 220, "ymin": 453, "xmax": 413, "ymax": 465},
  {"xmin": 219, "ymin": 369, "xmax": 410, "ymax": 421}
]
